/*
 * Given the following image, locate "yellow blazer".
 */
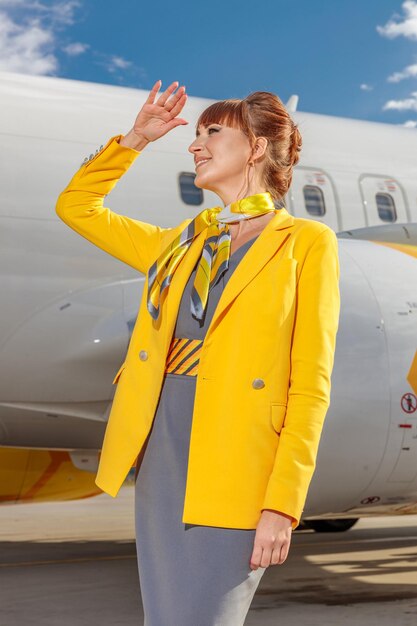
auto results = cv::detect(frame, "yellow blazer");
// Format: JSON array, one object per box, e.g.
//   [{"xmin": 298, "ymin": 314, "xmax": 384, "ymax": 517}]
[{"xmin": 55, "ymin": 134, "xmax": 341, "ymax": 530}]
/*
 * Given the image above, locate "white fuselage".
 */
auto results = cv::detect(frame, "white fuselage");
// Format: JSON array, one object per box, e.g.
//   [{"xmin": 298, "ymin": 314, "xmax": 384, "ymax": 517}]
[{"xmin": 1, "ymin": 70, "xmax": 416, "ymax": 519}]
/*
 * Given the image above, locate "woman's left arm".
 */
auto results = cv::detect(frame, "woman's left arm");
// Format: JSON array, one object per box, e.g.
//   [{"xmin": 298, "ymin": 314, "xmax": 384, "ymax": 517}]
[{"xmin": 250, "ymin": 227, "xmax": 341, "ymax": 569}]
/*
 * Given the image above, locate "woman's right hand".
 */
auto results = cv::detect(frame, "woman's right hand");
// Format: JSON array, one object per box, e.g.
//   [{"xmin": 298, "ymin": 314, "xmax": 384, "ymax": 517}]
[{"xmin": 121, "ymin": 80, "xmax": 188, "ymax": 149}]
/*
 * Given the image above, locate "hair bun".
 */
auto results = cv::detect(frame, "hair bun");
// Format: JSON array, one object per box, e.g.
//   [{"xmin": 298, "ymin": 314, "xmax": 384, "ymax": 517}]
[{"xmin": 289, "ymin": 122, "xmax": 302, "ymax": 168}]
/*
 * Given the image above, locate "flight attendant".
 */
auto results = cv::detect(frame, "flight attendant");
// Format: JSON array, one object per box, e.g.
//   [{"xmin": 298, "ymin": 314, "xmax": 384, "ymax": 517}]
[{"xmin": 56, "ymin": 80, "xmax": 340, "ymax": 625}]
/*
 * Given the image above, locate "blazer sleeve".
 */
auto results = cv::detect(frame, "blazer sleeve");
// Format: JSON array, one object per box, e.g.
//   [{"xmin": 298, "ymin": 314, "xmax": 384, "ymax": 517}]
[
  {"xmin": 55, "ymin": 134, "xmax": 172, "ymax": 274},
  {"xmin": 261, "ymin": 226, "xmax": 341, "ymax": 529}
]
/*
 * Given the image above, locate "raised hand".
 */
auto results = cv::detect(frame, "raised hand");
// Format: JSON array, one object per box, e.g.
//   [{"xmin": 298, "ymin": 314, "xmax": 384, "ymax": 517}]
[{"xmin": 121, "ymin": 80, "xmax": 188, "ymax": 149}]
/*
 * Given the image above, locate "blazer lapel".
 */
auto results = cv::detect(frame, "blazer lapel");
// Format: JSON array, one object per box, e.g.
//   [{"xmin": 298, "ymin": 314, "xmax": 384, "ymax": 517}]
[
  {"xmin": 206, "ymin": 208, "xmax": 295, "ymax": 336},
  {"xmin": 162, "ymin": 207, "xmax": 295, "ymax": 344}
]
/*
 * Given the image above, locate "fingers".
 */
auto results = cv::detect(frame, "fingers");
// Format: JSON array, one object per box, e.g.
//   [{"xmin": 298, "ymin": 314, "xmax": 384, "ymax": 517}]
[
  {"xmin": 271, "ymin": 546, "xmax": 282, "ymax": 566},
  {"xmin": 250, "ymin": 546, "xmax": 273, "ymax": 569},
  {"xmin": 146, "ymin": 80, "xmax": 187, "ymax": 122},
  {"xmin": 279, "ymin": 541, "xmax": 290, "ymax": 564},
  {"xmin": 169, "ymin": 91, "xmax": 187, "ymax": 118},
  {"xmin": 157, "ymin": 80, "xmax": 180, "ymax": 107},
  {"xmin": 260, "ymin": 547, "xmax": 272, "ymax": 568},
  {"xmin": 250, "ymin": 539, "xmax": 291, "ymax": 569},
  {"xmin": 250, "ymin": 544, "xmax": 263, "ymax": 570},
  {"xmin": 162, "ymin": 118, "xmax": 189, "ymax": 134},
  {"xmin": 145, "ymin": 80, "xmax": 162, "ymax": 105}
]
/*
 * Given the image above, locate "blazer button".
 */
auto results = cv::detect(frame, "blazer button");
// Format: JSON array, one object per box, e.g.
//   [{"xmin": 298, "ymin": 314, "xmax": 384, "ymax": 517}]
[
  {"xmin": 139, "ymin": 350, "xmax": 148, "ymax": 361},
  {"xmin": 252, "ymin": 378, "xmax": 265, "ymax": 389}
]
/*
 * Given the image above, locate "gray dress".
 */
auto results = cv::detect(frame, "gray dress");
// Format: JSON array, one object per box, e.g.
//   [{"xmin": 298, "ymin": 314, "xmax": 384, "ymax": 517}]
[{"xmin": 134, "ymin": 235, "xmax": 266, "ymax": 626}]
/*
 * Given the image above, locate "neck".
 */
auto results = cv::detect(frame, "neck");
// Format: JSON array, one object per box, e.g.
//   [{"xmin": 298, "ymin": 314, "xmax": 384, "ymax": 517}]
[{"xmin": 219, "ymin": 187, "xmax": 268, "ymax": 208}]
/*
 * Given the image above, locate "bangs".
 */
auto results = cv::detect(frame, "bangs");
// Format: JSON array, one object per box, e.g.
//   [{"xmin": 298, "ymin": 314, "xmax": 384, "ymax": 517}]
[{"xmin": 196, "ymin": 100, "xmax": 247, "ymax": 133}]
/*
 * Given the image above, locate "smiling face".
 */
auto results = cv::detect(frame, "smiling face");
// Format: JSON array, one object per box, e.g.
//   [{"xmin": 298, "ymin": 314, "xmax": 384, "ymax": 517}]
[{"xmin": 188, "ymin": 122, "xmax": 256, "ymax": 205}]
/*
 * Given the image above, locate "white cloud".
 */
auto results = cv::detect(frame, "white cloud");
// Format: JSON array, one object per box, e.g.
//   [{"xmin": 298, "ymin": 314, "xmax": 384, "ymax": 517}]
[
  {"xmin": 377, "ymin": 0, "xmax": 417, "ymax": 40},
  {"xmin": 383, "ymin": 91, "xmax": 417, "ymax": 111},
  {"xmin": 62, "ymin": 41, "xmax": 89, "ymax": 57},
  {"xmin": 0, "ymin": 1, "xmax": 81, "ymax": 26},
  {"xmin": 0, "ymin": 1, "xmax": 146, "ymax": 83},
  {"xmin": 401, "ymin": 119, "xmax": 417, "ymax": 126},
  {"xmin": 0, "ymin": 11, "xmax": 57, "ymax": 74},
  {"xmin": 360, "ymin": 83, "xmax": 374, "ymax": 91},
  {"xmin": 107, "ymin": 55, "xmax": 132, "ymax": 72},
  {"xmin": 93, "ymin": 51, "xmax": 147, "ymax": 84},
  {"xmin": 387, "ymin": 61, "xmax": 417, "ymax": 82},
  {"xmin": 0, "ymin": 0, "xmax": 82, "ymax": 75}
]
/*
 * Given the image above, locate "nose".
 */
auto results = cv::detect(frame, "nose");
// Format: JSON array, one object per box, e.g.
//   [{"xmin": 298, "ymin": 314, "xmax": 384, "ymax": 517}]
[{"xmin": 188, "ymin": 137, "xmax": 204, "ymax": 154}]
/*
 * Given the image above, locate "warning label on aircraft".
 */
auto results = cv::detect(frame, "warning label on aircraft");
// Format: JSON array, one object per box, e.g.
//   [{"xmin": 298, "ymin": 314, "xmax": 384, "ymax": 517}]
[
  {"xmin": 360, "ymin": 496, "xmax": 380, "ymax": 505},
  {"xmin": 401, "ymin": 393, "xmax": 417, "ymax": 414}
]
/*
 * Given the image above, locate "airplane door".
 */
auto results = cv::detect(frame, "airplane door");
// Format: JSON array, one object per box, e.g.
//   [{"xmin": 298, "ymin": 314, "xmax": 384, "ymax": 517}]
[
  {"xmin": 287, "ymin": 166, "xmax": 340, "ymax": 231},
  {"xmin": 358, "ymin": 175, "xmax": 410, "ymax": 225}
]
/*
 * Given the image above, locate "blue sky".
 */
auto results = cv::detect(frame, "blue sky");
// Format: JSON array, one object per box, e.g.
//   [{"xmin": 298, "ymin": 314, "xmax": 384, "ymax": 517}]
[{"xmin": 1, "ymin": 0, "xmax": 417, "ymax": 127}]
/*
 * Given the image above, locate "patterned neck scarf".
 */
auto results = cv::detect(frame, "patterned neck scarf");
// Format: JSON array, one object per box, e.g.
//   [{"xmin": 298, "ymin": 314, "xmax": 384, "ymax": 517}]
[{"xmin": 147, "ymin": 191, "xmax": 278, "ymax": 321}]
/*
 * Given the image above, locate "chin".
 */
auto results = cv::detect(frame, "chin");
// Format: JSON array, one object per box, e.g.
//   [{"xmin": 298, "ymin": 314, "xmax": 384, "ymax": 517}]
[
  {"xmin": 195, "ymin": 170, "xmax": 220, "ymax": 191},
  {"xmin": 194, "ymin": 176, "xmax": 213, "ymax": 192}
]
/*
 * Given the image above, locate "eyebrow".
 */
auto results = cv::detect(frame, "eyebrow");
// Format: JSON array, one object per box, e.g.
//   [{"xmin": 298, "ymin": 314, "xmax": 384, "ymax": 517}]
[{"xmin": 195, "ymin": 123, "xmax": 221, "ymax": 137}]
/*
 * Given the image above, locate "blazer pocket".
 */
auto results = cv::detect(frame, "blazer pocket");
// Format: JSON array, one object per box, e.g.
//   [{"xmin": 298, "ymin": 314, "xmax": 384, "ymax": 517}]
[
  {"xmin": 112, "ymin": 362, "xmax": 126, "ymax": 385},
  {"xmin": 271, "ymin": 402, "xmax": 287, "ymax": 434}
]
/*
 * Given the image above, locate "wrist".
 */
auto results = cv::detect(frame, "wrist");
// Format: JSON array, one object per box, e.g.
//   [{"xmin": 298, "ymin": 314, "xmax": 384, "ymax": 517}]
[{"xmin": 119, "ymin": 130, "xmax": 149, "ymax": 152}]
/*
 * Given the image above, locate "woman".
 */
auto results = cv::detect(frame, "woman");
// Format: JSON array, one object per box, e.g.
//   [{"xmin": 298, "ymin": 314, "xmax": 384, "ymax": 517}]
[{"xmin": 55, "ymin": 80, "xmax": 340, "ymax": 625}]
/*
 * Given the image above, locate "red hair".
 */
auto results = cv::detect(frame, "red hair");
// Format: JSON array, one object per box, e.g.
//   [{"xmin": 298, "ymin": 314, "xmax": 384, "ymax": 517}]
[{"xmin": 196, "ymin": 91, "xmax": 302, "ymax": 202}]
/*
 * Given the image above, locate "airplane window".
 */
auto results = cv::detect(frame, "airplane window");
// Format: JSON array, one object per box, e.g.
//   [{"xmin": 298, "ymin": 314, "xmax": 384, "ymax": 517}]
[
  {"xmin": 178, "ymin": 172, "xmax": 204, "ymax": 206},
  {"xmin": 375, "ymin": 192, "xmax": 397, "ymax": 222},
  {"xmin": 303, "ymin": 185, "xmax": 326, "ymax": 216}
]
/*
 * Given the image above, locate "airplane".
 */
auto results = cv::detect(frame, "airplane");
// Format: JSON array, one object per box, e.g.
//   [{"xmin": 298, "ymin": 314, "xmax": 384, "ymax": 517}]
[{"xmin": 0, "ymin": 69, "xmax": 416, "ymax": 532}]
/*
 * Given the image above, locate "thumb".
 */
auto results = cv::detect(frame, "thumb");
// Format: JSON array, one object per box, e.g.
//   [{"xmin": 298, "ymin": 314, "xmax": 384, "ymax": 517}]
[{"xmin": 167, "ymin": 119, "xmax": 188, "ymax": 130}]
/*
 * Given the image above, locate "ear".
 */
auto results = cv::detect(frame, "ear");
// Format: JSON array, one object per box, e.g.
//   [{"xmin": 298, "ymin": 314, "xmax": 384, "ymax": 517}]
[{"xmin": 252, "ymin": 137, "xmax": 268, "ymax": 160}]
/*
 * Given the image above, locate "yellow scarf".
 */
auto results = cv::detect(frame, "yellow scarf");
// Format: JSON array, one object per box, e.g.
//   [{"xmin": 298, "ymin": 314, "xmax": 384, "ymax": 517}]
[{"xmin": 147, "ymin": 192, "xmax": 278, "ymax": 321}]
